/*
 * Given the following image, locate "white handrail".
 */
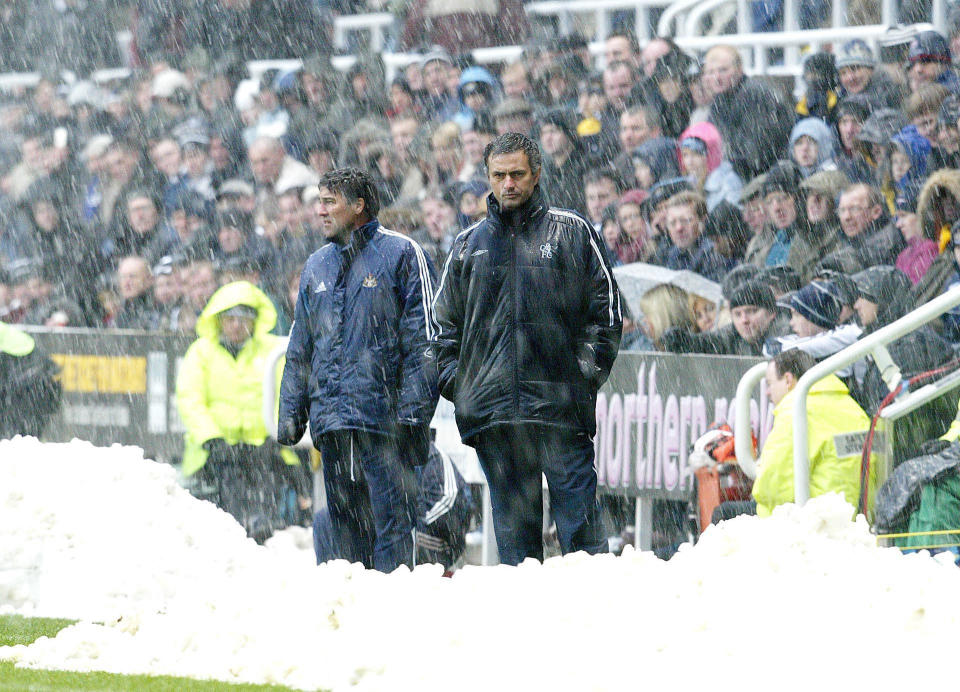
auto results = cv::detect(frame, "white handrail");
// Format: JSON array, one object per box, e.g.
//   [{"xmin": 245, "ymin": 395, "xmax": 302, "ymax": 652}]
[
  {"xmin": 262, "ymin": 340, "xmax": 314, "ymax": 449},
  {"xmin": 333, "ymin": 12, "xmax": 395, "ymax": 52},
  {"xmin": 683, "ymin": 0, "xmax": 751, "ymax": 38},
  {"xmin": 734, "ymin": 361, "xmax": 768, "ymax": 480},
  {"xmin": 659, "ymin": 0, "xmax": 704, "ymax": 36},
  {"xmin": 791, "ymin": 286, "xmax": 960, "ymax": 505}
]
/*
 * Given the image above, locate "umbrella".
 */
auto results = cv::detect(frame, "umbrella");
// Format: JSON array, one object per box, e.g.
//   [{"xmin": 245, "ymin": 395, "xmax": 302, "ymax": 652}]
[{"xmin": 613, "ymin": 262, "xmax": 723, "ymax": 319}]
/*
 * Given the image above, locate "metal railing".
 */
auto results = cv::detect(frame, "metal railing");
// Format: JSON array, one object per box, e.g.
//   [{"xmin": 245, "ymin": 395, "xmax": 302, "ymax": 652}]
[
  {"xmin": 734, "ymin": 286, "xmax": 960, "ymax": 508},
  {"xmin": 333, "ymin": 12, "xmax": 396, "ymax": 53},
  {"xmin": 526, "ymin": 0, "xmax": 675, "ymax": 42}
]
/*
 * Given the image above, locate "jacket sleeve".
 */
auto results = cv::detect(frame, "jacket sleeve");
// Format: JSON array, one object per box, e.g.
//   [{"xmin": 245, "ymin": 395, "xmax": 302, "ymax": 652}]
[
  {"xmin": 175, "ymin": 342, "xmax": 222, "ymax": 446},
  {"xmin": 578, "ymin": 216, "xmax": 623, "ymax": 387},
  {"xmin": 396, "ymin": 241, "xmax": 440, "ymax": 427},
  {"xmin": 277, "ymin": 278, "xmax": 313, "ymax": 445},
  {"xmin": 431, "ymin": 238, "xmax": 465, "ymax": 401}
]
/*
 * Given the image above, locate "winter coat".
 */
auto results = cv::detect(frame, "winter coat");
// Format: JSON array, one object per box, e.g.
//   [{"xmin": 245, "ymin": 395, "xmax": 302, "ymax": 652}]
[
  {"xmin": 838, "ymin": 69, "xmax": 903, "ymax": 112},
  {"xmin": 113, "ymin": 293, "xmax": 161, "ymax": 332},
  {"xmin": 176, "ymin": 281, "xmax": 297, "ymax": 476},
  {"xmin": 0, "ymin": 321, "xmax": 61, "ymax": 439},
  {"xmin": 789, "ymin": 117, "xmax": 838, "ymax": 178},
  {"xmin": 661, "ymin": 311, "xmax": 791, "ymax": 357},
  {"xmin": 824, "ymin": 217, "xmax": 905, "ymax": 273},
  {"xmin": 896, "ymin": 236, "xmax": 938, "ymax": 285},
  {"xmin": 752, "ymin": 374, "xmax": 875, "ymax": 517},
  {"xmin": 708, "ymin": 75, "xmax": 794, "ymax": 180},
  {"xmin": 278, "ymin": 219, "xmax": 439, "ymax": 444},
  {"xmin": 680, "ymin": 122, "xmax": 744, "ymax": 211},
  {"xmin": 540, "ymin": 148, "xmax": 589, "ymax": 213},
  {"xmin": 663, "ymin": 235, "xmax": 728, "ymax": 282},
  {"xmin": 432, "ymin": 188, "xmax": 622, "ymax": 442},
  {"xmin": 890, "ymin": 125, "xmax": 931, "ymax": 209},
  {"xmin": 455, "ymin": 66, "xmax": 500, "ymax": 129}
]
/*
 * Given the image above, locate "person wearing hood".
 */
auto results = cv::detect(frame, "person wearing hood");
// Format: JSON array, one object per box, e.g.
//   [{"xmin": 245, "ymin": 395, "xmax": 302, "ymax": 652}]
[
  {"xmin": 455, "ymin": 65, "xmax": 500, "ymax": 132},
  {"xmin": 888, "ymin": 125, "xmax": 936, "ymax": 284},
  {"xmin": 177, "ymin": 281, "xmax": 306, "ymax": 543},
  {"xmin": 538, "ymin": 106, "xmax": 589, "ymax": 212},
  {"xmin": 789, "ymin": 117, "xmax": 839, "ymax": 179},
  {"xmin": 853, "ymin": 108, "xmax": 908, "ymax": 197},
  {"xmin": 419, "ymin": 48, "xmax": 460, "ymax": 124},
  {"xmin": 678, "ymin": 121, "xmax": 743, "ymax": 212},
  {"xmin": 631, "ymin": 46, "xmax": 696, "ymax": 139},
  {"xmin": 631, "ymin": 137, "xmax": 680, "ymax": 192}
]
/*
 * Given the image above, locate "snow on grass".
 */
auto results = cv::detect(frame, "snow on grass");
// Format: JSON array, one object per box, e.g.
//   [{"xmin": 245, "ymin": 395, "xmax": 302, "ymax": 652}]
[{"xmin": 2, "ymin": 436, "xmax": 959, "ymax": 690}]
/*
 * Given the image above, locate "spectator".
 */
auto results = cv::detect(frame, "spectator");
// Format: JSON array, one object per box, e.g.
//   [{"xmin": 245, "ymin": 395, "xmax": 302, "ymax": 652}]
[
  {"xmin": 661, "ymin": 191, "xmax": 726, "ymax": 281},
  {"xmin": 152, "ymin": 256, "xmax": 182, "ymax": 332},
  {"xmin": 740, "ymin": 173, "xmax": 768, "ymax": 238},
  {"xmin": 752, "ymin": 349, "xmax": 875, "ymax": 517},
  {"xmin": 584, "ymin": 168, "xmax": 625, "ymax": 230},
  {"xmin": 704, "ymin": 44, "xmax": 793, "ymax": 179},
  {"xmin": 765, "ymin": 279, "xmax": 862, "ymax": 359},
  {"xmin": 931, "ymin": 95, "xmax": 960, "ymax": 169},
  {"xmin": 795, "ymin": 52, "xmax": 839, "ymax": 123},
  {"xmin": 854, "ymin": 108, "xmax": 908, "ymax": 196},
  {"xmin": 632, "ymin": 45, "xmax": 696, "ymax": 139},
  {"xmin": 637, "ymin": 283, "xmax": 694, "ymax": 349},
  {"xmin": 0, "ymin": 320, "xmax": 60, "ymax": 439},
  {"xmin": 618, "ymin": 104, "xmax": 664, "ymax": 172},
  {"xmin": 906, "ymin": 30, "xmax": 960, "ymax": 96},
  {"xmin": 110, "ymin": 191, "xmax": 177, "ymax": 267},
  {"xmin": 906, "ymin": 83, "xmax": 950, "ymax": 142},
  {"xmin": 114, "ymin": 255, "xmax": 160, "ymax": 331},
  {"xmin": 789, "ymin": 117, "xmax": 839, "ymax": 178},
  {"xmin": 889, "ymin": 125, "xmax": 931, "ymax": 218},
  {"xmin": 834, "ymin": 39, "xmax": 903, "ymax": 111},
  {"xmin": 834, "ymin": 96, "xmax": 874, "ymax": 184},
  {"xmin": 678, "ymin": 121, "xmax": 743, "ymax": 211},
  {"xmin": 538, "ymin": 107, "xmax": 589, "ymax": 212},
  {"xmin": 703, "ymin": 200, "xmax": 751, "ymax": 267},
  {"xmin": 631, "ymin": 137, "xmax": 680, "ymax": 192},
  {"xmin": 604, "ymin": 30, "xmax": 640, "ymax": 69},
  {"xmin": 492, "ymin": 97, "xmax": 534, "ymax": 137},
  {"xmin": 913, "ymin": 170, "xmax": 960, "ymax": 308},
  {"xmin": 613, "ymin": 190, "xmax": 651, "ymax": 264},
  {"xmin": 177, "ymin": 280, "xmax": 307, "ymax": 543},
  {"xmin": 247, "ymin": 135, "xmax": 314, "ymax": 227},
  {"xmin": 414, "ymin": 194, "xmax": 457, "ymax": 269},
  {"xmin": 456, "ymin": 66, "xmax": 500, "ymax": 131},
  {"xmin": 177, "ymin": 258, "xmax": 219, "ymax": 334},
  {"xmin": 419, "ymin": 48, "xmax": 460, "ymax": 123},
  {"xmin": 827, "ymin": 183, "xmax": 905, "ymax": 271},
  {"xmin": 798, "ymin": 169, "xmax": 848, "ymax": 278},
  {"xmin": 455, "ymin": 180, "xmax": 489, "ymax": 229}
]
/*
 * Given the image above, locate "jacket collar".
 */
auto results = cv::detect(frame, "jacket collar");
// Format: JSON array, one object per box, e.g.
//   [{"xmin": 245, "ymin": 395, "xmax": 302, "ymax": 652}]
[
  {"xmin": 338, "ymin": 217, "xmax": 379, "ymax": 258},
  {"xmin": 484, "ymin": 186, "xmax": 548, "ymax": 230}
]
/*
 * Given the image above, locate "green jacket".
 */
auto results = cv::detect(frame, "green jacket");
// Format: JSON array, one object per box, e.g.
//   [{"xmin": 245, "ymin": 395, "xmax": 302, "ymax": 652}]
[
  {"xmin": 753, "ymin": 374, "xmax": 876, "ymax": 517},
  {"xmin": 176, "ymin": 281, "xmax": 297, "ymax": 476}
]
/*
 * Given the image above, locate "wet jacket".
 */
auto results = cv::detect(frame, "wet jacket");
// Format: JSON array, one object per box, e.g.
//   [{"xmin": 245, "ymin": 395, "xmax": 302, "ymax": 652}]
[
  {"xmin": 661, "ymin": 311, "xmax": 791, "ymax": 357},
  {"xmin": 278, "ymin": 219, "xmax": 439, "ymax": 444},
  {"xmin": 753, "ymin": 374, "xmax": 875, "ymax": 517},
  {"xmin": 0, "ymin": 321, "xmax": 60, "ymax": 438},
  {"xmin": 432, "ymin": 188, "xmax": 622, "ymax": 441},
  {"xmin": 176, "ymin": 281, "xmax": 297, "ymax": 476}
]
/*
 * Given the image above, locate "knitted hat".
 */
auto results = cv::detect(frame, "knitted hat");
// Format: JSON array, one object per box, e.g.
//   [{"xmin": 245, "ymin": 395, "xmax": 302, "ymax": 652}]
[
  {"xmin": 851, "ymin": 265, "xmax": 899, "ymax": 303},
  {"xmin": 729, "ymin": 280, "xmax": 776, "ymax": 312},
  {"xmin": 722, "ymin": 264, "xmax": 762, "ymax": 300},
  {"xmin": 761, "ymin": 161, "xmax": 801, "ymax": 198},
  {"xmin": 835, "ymin": 39, "xmax": 876, "ymax": 70},
  {"xmin": 908, "ymin": 30, "xmax": 951, "ymax": 64},
  {"xmin": 790, "ymin": 281, "xmax": 841, "ymax": 329},
  {"xmin": 800, "ymin": 169, "xmax": 851, "ymax": 198},
  {"xmin": 814, "ymin": 270, "xmax": 858, "ymax": 307}
]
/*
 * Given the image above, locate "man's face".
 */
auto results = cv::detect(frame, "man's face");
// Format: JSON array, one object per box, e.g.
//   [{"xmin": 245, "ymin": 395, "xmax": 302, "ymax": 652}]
[
  {"xmin": 765, "ymin": 360, "xmax": 794, "ymax": 406},
  {"xmin": 605, "ymin": 36, "xmax": 636, "ymax": 67},
  {"xmin": 108, "ymin": 147, "xmax": 137, "ymax": 183},
  {"xmin": 703, "ymin": 50, "xmax": 740, "ymax": 97},
  {"xmin": 487, "ymin": 151, "xmax": 540, "ymax": 211},
  {"xmin": 665, "ymin": 203, "xmax": 701, "ymax": 250},
  {"xmin": 585, "ymin": 179, "xmax": 617, "ymax": 224},
  {"xmin": 502, "ymin": 68, "xmax": 529, "ymax": 99},
  {"xmin": 218, "ymin": 224, "xmax": 245, "ymax": 253},
  {"xmin": 619, "ymin": 111, "xmax": 653, "ymax": 151},
  {"xmin": 278, "ymin": 192, "xmax": 303, "ymax": 231},
  {"xmin": 603, "ymin": 65, "xmax": 633, "ymax": 110},
  {"xmin": 792, "ymin": 135, "xmax": 819, "ymax": 168},
  {"xmin": 182, "ymin": 145, "xmax": 209, "ymax": 178},
  {"xmin": 117, "ymin": 259, "xmax": 152, "ymax": 300},
  {"xmin": 423, "ymin": 59, "xmax": 448, "ymax": 95},
  {"xmin": 390, "ymin": 118, "xmax": 418, "ymax": 162},
  {"xmin": 315, "ymin": 186, "xmax": 365, "ymax": 242},
  {"xmin": 421, "ymin": 198, "xmax": 455, "ymax": 239},
  {"xmin": 838, "ymin": 65, "xmax": 872, "ymax": 94},
  {"xmin": 837, "ymin": 114, "xmax": 862, "ymax": 151},
  {"xmin": 909, "ymin": 60, "xmax": 945, "ymax": 87},
  {"xmin": 837, "ymin": 188, "xmax": 880, "ymax": 238},
  {"xmin": 765, "ymin": 191, "xmax": 797, "ymax": 230},
  {"xmin": 189, "ymin": 264, "xmax": 218, "ymax": 307},
  {"xmin": 248, "ymin": 141, "xmax": 283, "ymax": 186},
  {"xmin": 153, "ymin": 272, "xmax": 179, "ymax": 304},
  {"xmin": 790, "ymin": 308, "xmax": 824, "ymax": 338},
  {"xmin": 854, "ymin": 296, "xmax": 879, "ymax": 327},
  {"xmin": 462, "ymin": 130, "xmax": 490, "ymax": 165},
  {"xmin": 806, "ymin": 191, "xmax": 831, "ymax": 223},
  {"xmin": 731, "ymin": 305, "xmax": 774, "ymax": 343},
  {"xmin": 151, "ymin": 139, "xmax": 181, "ymax": 178},
  {"xmin": 912, "ymin": 111, "xmax": 938, "ymax": 141},
  {"xmin": 128, "ymin": 197, "xmax": 159, "ymax": 235},
  {"xmin": 32, "ymin": 201, "xmax": 58, "ymax": 231},
  {"xmin": 640, "ymin": 39, "xmax": 671, "ymax": 77},
  {"xmin": 219, "ymin": 314, "xmax": 255, "ymax": 346},
  {"xmin": 540, "ymin": 123, "xmax": 571, "ymax": 158}
]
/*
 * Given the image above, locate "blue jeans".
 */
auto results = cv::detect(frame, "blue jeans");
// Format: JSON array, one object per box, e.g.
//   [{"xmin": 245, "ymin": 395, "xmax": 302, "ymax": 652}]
[
  {"xmin": 472, "ymin": 424, "xmax": 607, "ymax": 565},
  {"xmin": 317, "ymin": 430, "xmax": 418, "ymax": 572}
]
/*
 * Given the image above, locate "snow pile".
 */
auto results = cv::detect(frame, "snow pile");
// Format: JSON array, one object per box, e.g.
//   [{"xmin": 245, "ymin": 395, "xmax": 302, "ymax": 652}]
[{"xmin": 2, "ymin": 437, "xmax": 960, "ymax": 690}]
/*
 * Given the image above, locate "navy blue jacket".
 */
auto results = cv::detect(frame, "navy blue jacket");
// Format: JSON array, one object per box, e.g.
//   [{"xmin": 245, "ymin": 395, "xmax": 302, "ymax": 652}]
[
  {"xmin": 433, "ymin": 189, "xmax": 622, "ymax": 441},
  {"xmin": 277, "ymin": 219, "xmax": 439, "ymax": 443}
]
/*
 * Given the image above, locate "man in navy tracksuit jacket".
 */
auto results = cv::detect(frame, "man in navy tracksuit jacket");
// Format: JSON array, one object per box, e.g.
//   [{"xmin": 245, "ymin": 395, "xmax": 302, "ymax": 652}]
[
  {"xmin": 432, "ymin": 133, "xmax": 623, "ymax": 564},
  {"xmin": 278, "ymin": 168, "xmax": 438, "ymax": 573}
]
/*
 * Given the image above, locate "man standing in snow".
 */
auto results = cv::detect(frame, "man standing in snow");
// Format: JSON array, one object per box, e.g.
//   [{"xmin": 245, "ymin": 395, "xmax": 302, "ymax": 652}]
[
  {"xmin": 277, "ymin": 168, "xmax": 438, "ymax": 573},
  {"xmin": 432, "ymin": 133, "xmax": 622, "ymax": 565}
]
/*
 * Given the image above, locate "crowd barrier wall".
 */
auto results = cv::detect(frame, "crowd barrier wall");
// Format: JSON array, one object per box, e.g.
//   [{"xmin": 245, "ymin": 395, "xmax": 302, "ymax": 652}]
[{"xmin": 21, "ymin": 328, "xmax": 770, "ymax": 499}]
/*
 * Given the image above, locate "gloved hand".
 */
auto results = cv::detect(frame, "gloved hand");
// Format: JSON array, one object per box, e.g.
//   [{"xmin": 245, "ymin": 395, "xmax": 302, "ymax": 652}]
[
  {"xmin": 277, "ymin": 418, "xmax": 303, "ymax": 446},
  {"xmin": 203, "ymin": 437, "xmax": 232, "ymax": 467},
  {"xmin": 398, "ymin": 424, "xmax": 430, "ymax": 466}
]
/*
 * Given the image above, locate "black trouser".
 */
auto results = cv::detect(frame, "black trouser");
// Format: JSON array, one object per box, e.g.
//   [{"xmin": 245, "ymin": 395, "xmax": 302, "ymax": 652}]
[{"xmin": 472, "ymin": 424, "xmax": 607, "ymax": 565}]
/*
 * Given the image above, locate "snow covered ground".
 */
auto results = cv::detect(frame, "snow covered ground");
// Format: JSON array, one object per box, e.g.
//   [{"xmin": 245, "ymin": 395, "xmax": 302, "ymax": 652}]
[{"xmin": 2, "ymin": 436, "xmax": 960, "ymax": 691}]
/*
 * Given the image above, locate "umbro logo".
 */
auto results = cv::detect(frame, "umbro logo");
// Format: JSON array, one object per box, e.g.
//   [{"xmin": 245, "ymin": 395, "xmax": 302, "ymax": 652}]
[{"xmin": 314, "ymin": 281, "xmax": 327, "ymax": 293}]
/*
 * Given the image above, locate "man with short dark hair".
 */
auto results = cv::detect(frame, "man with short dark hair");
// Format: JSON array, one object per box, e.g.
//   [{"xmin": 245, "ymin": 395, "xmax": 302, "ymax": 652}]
[
  {"xmin": 278, "ymin": 168, "xmax": 439, "ymax": 573},
  {"xmin": 433, "ymin": 132, "xmax": 622, "ymax": 564}
]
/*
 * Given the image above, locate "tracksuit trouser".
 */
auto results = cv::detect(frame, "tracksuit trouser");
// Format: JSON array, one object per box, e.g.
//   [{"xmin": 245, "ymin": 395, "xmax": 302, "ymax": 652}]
[
  {"xmin": 317, "ymin": 429, "xmax": 418, "ymax": 573},
  {"xmin": 472, "ymin": 423, "xmax": 608, "ymax": 565}
]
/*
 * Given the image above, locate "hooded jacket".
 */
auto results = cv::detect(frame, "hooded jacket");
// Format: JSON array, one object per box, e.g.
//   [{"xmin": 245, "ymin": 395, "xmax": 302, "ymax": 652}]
[
  {"xmin": 176, "ymin": 281, "xmax": 297, "ymax": 475},
  {"xmin": 680, "ymin": 122, "xmax": 743, "ymax": 211},
  {"xmin": 278, "ymin": 219, "xmax": 439, "ymax": 444},
  {"xmin": 432, "ymin": 187, "xmax": 622, "ymax": 441},
  {"xmin": 456, "ymin": 66, "xmax": 500, "ymax": 127},
  {"xmin": 752, "ymin": 374, "xmax": 875, "ymax": 517},
  {"xmin": 633, "ymin": 137, "xmax": 680, "ymax": 187},
  {"xmin": 789, "ymin": 117, "xmax": 838, "ymax": 178},
  {"xmin": 890, "ymin": 125, "xmax": 931, "ymax": 210}
]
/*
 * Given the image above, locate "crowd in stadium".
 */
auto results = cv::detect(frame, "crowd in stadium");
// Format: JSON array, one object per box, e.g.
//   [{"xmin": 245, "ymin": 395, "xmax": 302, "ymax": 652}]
[{"xmin": 3, "ymin": 2, "xmax": 960, "ymax": 415}]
